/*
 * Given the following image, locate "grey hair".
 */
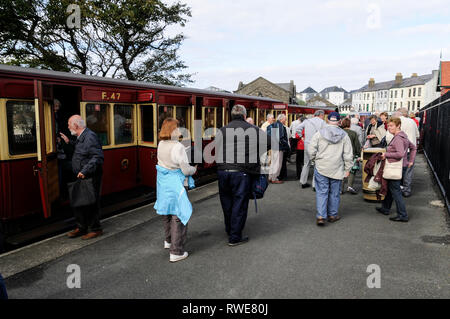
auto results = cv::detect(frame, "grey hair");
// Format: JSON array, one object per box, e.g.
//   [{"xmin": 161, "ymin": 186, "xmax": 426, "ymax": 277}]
[
  {"xmin": 277, "ymin": 113, "xmax": 286, "ymax": 121},
  {"xmin": 351, "ymin": 117, "xmax": 359, "ymax": 125},
  {"xmin": 314, "ymin": 110, "xmax": 325, "ymax": 117},
  {"xmin": 393, "ymin": 111, "xmax": 402, "ymax": 117},
  {"xmin": 398, "ymin": 107, "xmax": 409, "ymax": 117},
  {"xmin": 72, "ymin": 116, "xmax": 86, "ymax": 129},
  {"xmin": 231, "ymin": 104, "xmax": 247, "ymax": 118},
  {"xmin": 266, "ymin": 113, "xmax": 274, "ymax": 120}
]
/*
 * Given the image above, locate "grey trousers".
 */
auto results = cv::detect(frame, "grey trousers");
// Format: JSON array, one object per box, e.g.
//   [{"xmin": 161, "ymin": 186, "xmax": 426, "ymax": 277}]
[
  {"xmin": 299, "ymin": 146, "xmax": 315, "ymax": 187},
  {"xmin": 164, "ymin": 215, "xmax": 187, "ymax": 256},
  {"xmin": 342, "ymin": 172, "xmax": 356, "ymax": 191},
  {"xmin": 402, "ymin": 153, "xmax": 414, "ymax": 195}
]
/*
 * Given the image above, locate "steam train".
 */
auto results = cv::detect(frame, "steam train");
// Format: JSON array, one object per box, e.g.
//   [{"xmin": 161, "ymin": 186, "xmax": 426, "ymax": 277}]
[{"xmin": 0, "ymin": 64, "xmax": 333, "ymax": 250}]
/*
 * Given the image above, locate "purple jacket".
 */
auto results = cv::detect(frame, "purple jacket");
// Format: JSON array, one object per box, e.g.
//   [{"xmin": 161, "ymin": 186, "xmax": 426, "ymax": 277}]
[{"xmin": 385, "ymin": 131, "xmax": 416, "ymax": 167}]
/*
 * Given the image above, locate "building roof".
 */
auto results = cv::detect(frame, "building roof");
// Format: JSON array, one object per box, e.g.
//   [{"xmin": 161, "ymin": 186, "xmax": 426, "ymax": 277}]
[
  {"xmin": 237, "ymin": 77, "xmax": 291, "ymax": 94},
  {"xmin": 204, "ymin": 86, "xmax": 231, "ymax": 93},
  {"xmin": 339, "ymin": 98, "xmax": 352, "ymax": 106},
  {"xmin": 306, "ymin": 95, "xmax": 336, "ymax": 107},
  {"xmin": 354, "ymin": 72, "xmax": 437, "ymax": 93},
  {"xmin": 438, "ymin": 61, "xmax": 450, "ymax": 88},
  {"xmin": 300, "ymin": 86, "xmax": 317, "ymax": 94},
  {"xmin": 320, "ymin": 86, "xmax": 347, "ymax": 94}
]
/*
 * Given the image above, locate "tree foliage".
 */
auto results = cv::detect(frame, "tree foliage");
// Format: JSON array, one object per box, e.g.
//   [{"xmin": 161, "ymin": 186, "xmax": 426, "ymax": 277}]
[{"xmin": 0, "ymin": 0, "xmax": 193, "ymax": 86}]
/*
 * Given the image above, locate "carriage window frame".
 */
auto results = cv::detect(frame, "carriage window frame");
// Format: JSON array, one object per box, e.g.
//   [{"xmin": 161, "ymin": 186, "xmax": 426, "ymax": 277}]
[
  {"xmin": 138, "ymin": 103, "xmax": 157, "ymax": 147},
  {"xmin": 0, "ymin": 99, "xmax": 39, "ymax": 160},
  {"xmin": 44, "ymin": 101, "xmax": 56, "ymax": 155},
  {"xmin": 113, "ymin": 103, "xmax": 136, "ymax": 147},
  {"xmin": 156, "ymin": 104, "xmax": 192, "ymax": 142},
  {"xmin": 83, "ymin": 102, "xmax": 112, "ymax": 148},
  {"xmin": 202, "ymin": 106, "xmax": 220, "ymax": 138}
]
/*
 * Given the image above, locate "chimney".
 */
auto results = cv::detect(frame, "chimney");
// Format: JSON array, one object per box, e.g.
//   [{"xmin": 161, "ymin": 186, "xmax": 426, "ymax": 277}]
[
  {"xmin": 395, "ymin": 73, "xmax": 403, "ymax": 85},
  {"xmin": 238, "ymin": 81, "xmax": 244, "ymax": 90},
  {"xmin": 411, "ymin": 73, "xmax": 418, "ymax": 77},
  {"xmin": 368, "ymin": 78, "xmax": 375, "ymax": 89}
]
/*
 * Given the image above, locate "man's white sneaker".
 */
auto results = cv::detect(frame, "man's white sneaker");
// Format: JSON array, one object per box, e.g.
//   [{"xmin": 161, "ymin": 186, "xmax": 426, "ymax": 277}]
[
  {"xmin": 170, "ymin": 252, "xmax": 189, "ymax": 263},
  {"xmin": 164, "ymin": 241, "xmax": 171, "ymax": 249}
]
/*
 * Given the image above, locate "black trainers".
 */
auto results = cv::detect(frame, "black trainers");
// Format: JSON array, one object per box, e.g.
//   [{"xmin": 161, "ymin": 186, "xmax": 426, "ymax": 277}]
[
  {"xmin": 389, "ymin": 216, "xmax": 409, "ymax": 222},
  {"xmin": 228, "ymin": 237, "xmax": 249, "ymax": 247},
  {"xmin": 376, "ymin": 207, "xmax": 389, "ymax": 216},
  {"xmin": 301, "ymin": 183, "xmax": 311, "ymax": 189}
]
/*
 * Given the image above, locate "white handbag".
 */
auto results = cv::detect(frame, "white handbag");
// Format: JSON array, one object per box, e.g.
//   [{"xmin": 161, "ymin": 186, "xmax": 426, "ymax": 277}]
[
  {"xmin": 382, "ymin": 135, "xmax": 406, "ymax": 180},
  {"xmin": 382, "ymin": 159, "xmax": 403, "ymax": 180}
]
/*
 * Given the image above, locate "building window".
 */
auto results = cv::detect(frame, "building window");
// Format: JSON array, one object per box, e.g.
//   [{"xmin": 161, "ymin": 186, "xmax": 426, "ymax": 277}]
[
  {"xmin": 6, "ymin": 100, "xmax": 37, "ymax": 155},
  {"xmin": 401, "ymin": 90, "xmax": 404, "ymax": 98},
  {"xmin": 395, "ymin": 90, "xmax": 398, "ymax": 98},
  {"xmin": 413, "ymin": 88, "xmax": 416, "ymax": 97},
  {"xmin": 400, "ymin": 102, "xmax": 402, "ymax": 107},
  {"xmin": 408, "ymin": 101, "xmax": 410, "ymax": 110},
  {"xmin": 412, "ymin": 101, "xmax": 415, "ymax": 110},
  {"xmin": 394, "ymin": 102, "xmax": 397, "ymax": 109},
  {"xmin": 417, "ymin": 101, "xmax": 421, "ymax": 109},
  {"xmin": 409, "ymin": 89, "xmax": 411, "ymax": 97},
  {"xmin": 390, "ymin": 91, "xmax": 393, "ymax": 98},
  {"xmin": 418, "ymin": 88, "xmax": 422, "ymax": 97}
]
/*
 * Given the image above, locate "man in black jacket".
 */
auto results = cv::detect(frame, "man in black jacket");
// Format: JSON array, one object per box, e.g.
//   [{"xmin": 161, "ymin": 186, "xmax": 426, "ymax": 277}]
[
  {"xmin": 61, "ymin": 115, "xmax": 104, "ymax": 240},
  {"xmin": 215, "ymin": 105, "xmax": 271, "ymax": 246}
]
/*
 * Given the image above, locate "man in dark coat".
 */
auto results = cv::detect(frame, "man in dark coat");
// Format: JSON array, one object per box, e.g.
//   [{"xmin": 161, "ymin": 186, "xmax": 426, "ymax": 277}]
[
  {"xmin": 61, "ymin": 115, "xmax": 104, "ymax": 240},
  {"xmin": 215, "ymin": 105, "xmax": 271, "ymax": 246}
]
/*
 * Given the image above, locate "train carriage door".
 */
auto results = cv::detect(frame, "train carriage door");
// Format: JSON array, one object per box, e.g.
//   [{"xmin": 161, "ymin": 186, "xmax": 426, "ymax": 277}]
[
  {"xmin": 35, "ymin": 80, "xmax": 58, "ymax": 218},
  {"xmin": 136, "ymin": 91, "xmax": 157, "ymax": 188}
]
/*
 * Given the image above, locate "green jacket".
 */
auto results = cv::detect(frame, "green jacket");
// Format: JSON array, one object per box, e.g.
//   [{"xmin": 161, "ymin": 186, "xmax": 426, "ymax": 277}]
[{"xmin": 344, "ymin": 128, "xmax": 361, "ymax": 158}]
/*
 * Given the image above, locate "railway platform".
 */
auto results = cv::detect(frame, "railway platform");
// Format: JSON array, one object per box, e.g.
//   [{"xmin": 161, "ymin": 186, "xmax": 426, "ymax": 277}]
[{"xmin": 1, "ymin": 154, "xmax": 449, "ymax": 298}]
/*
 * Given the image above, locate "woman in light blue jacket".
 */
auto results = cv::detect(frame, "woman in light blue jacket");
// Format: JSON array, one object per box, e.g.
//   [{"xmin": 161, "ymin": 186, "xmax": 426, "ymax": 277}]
[{"xmin": 154, "ymin": 118, "xmax": 197, "ymax": 263}]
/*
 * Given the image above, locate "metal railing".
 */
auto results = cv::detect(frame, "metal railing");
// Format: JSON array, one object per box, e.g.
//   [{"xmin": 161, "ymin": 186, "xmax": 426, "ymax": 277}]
[{"xmin": 419, "ymin": 91, "xmax": 450, "ymax": 214}]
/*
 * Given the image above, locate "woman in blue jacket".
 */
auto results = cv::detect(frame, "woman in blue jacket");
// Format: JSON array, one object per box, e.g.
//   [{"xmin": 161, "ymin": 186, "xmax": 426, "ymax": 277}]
[{"xmin": 154, "ymin": 118, "xmax": 197, "ymax": 263}]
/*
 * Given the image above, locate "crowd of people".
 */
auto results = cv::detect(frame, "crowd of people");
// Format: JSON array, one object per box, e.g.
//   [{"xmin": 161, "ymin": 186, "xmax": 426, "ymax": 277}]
[
  {"xmin": 151, "ymin": 105, "xmax": 420, "ymax": 262},
  {"xmin": 57, "ymin": 102, "xmax": 419, "ymax": 263}
]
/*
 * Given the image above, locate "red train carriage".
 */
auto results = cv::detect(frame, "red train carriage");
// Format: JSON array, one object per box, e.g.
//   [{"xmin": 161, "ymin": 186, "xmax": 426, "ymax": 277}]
[
  {"xmin": 287, "ymin": 104, "xmax": 336, "ymax": 127},
  {"xmin": 0, "ymin": 65, "xmax": 282, "ymax": 249}
]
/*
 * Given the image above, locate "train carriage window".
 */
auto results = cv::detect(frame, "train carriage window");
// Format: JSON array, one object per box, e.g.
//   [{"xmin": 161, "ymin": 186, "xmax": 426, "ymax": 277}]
[
  {"xmin": 158, "ymin": 105, "xmax": 174, "ymax": 132},
  {"xmin": 86, "ymin": 103, "xmax": 110, "ymax": 146},
  {"xmin": 175, "ymin": 107, "xmax": 190, "ymax": 132},
  {"xmin": 216, "ymin": 107, "xmax": 223, "ymax": 129},
  {"xmin": 114, "ymin": 104, "xmax": 134, "ymax": 145},
  {"xmin": 6, "ymin": 101, "xmax": 37, "ymax": 155},
  {"xmin": 258, "ymin": 109, "xmax": 266, "ymax": 127},
  {"xmin": 203, "ymin": 107, "xmax": 216, "ymax": 137},
  {"xmin": 141, "ymin": 105, "xmax": 155, "ymax": 143}
]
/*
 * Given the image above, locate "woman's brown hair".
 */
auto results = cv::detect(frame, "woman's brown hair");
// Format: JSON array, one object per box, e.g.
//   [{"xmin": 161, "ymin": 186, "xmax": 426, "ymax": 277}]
[
  {"xmin": 388, "ymin": 117, "xmax": 401, "ymax": 127},
  {"xmin": 341, "ymin": 118, "xmax": 351, "ymax": 129},
  {"xmin": 159, "ymin": 118, "xmax": 179, "ymax": 140}
]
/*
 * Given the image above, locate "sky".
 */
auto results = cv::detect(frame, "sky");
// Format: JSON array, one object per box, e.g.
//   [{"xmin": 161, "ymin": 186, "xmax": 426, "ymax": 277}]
[{"xmin": 167, "ymin": 0, "xmax": 450, "ymax": 93}]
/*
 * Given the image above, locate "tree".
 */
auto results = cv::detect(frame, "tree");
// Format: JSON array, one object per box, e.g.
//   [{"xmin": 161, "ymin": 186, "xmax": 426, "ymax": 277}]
[{"xmin": 0, "ymin": 0, "xmax": 193, "ymax": 86}]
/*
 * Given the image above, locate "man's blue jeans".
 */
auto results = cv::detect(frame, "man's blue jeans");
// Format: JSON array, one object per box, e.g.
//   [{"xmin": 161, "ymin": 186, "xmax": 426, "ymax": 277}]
[
  {"xmin": 314, "ymin": 169, "xmax": 342, "ymax": 219},
  {"xmin": 217, "ymin": 170, "xmax": 251, "ymax": 243}
]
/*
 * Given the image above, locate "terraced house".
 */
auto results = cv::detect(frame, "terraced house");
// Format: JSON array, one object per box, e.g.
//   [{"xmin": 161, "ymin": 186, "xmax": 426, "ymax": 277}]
[{"xmin": 352, "ymin": 70, "xmax": 440, "ymax": 113}]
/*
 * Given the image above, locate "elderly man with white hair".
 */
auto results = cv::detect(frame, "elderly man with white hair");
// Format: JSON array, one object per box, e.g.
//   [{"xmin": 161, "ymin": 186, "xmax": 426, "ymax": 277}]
[
  {"xmin": 267, "ymin": 113, "xmax": 290, "ymax": 184},
  {"xmin": 295, "ymin": 110, "xmax": 326, "ymax": 189},
  {"xmin": 261, "ymin": 113, "xmax": 274, "ymax": 131},
  {"xmin": 61, "ymin": 115, "xmax": 105, "ymax": 240},
  {"xmin": 397, "ymin": 108, "xmax": 420, "ymax": 197}
]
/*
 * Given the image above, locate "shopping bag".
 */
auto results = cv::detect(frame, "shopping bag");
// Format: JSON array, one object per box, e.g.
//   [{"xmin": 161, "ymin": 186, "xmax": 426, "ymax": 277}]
[{"xmin": 67, "ymin": 178, "xmax": 97, "ymax": 208}]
